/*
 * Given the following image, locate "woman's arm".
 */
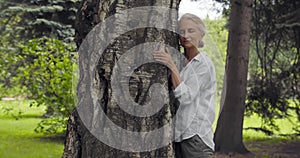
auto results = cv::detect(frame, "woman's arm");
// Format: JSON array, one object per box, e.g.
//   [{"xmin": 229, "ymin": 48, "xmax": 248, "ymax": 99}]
[{"xmin": 153, "ymin": 47, "xmax": 181, "ymax": 89}]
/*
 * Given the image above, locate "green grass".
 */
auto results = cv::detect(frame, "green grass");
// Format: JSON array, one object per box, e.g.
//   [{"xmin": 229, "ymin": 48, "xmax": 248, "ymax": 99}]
[
  {"xmin": 213, "ymin": 99, "xmax": 298, "ymax": 141},
  {"xmin": 0, "ymin": 99, "xmax": 298, "ymax": 157},
  {"xmin": 242, "ymin": 110, "xmax": 300, "ymax": 157},
  {"xmin": 212, "ymin": 100, "xmax": 299, "ymax": 157},
  {"xmin": 0, "ymin": 100, "xmax": 64, "ymax": 158},
  {"xmin": 243, "ymin": 112, "xmax": 299, "ymax": 141}
]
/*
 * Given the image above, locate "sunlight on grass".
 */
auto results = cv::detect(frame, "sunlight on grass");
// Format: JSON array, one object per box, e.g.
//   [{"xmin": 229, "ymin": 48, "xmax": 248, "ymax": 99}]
[
  {"xmin": 0, "ymin": 100, "xmax": 64, "ymax": 158},
  {"xmin": 212, "ymin": 98, "xmax": 299, "ymax": 146},
  {"xmin": 0, "ymin": 99, "xmax": 298, "ymax": 157},
  {"xmin": 243, "ymin": 111, "xmax": 298, "ymax": 142}
]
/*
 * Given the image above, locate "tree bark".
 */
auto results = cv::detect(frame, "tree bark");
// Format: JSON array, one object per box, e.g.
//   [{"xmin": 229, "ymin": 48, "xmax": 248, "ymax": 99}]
[
  {"xmin": 63, "ymin": 0, "xmax": 181, "ymax": 157},
  {"xmin": 214, "ymin": 0, "xmax": 253, "ymax": 154}
]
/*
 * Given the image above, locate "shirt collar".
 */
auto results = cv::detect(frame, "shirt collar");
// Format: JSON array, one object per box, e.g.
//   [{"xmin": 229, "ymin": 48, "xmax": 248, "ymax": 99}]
[{"xmin": 192, "ymin": 52, "xmax": 204, "ymax": 62}]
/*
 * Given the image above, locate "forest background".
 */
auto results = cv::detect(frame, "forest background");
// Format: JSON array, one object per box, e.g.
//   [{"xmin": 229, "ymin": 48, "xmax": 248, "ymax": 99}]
[{"xmin": 0, "ymin": 0, "xmax": 299, "ymax": 157}]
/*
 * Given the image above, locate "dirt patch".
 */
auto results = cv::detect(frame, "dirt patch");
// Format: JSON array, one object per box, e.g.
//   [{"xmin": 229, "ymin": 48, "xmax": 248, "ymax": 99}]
[
  {"xmin": 245, "ymin": 140, "xmax": 300, "ymax": 158},
  {"xmin": 214, "ymin": 139, "xmax": 300, "ymax": 158}
]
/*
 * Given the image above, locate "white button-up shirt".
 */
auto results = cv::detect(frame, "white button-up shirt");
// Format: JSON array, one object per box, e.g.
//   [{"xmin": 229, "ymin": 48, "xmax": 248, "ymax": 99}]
[{"xmin": 174, "ymin": 52, "xmax": 216, "ymax": 150}]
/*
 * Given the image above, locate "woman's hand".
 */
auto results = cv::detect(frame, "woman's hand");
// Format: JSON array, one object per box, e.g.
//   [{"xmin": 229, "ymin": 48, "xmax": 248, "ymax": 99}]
[
  {"xmin": 153, "ymin": 47, "xmax": 181, "ymax": 89},
  {"xmin": 153, "ymin": 47, "xmax": 175, "ymax": 69}
]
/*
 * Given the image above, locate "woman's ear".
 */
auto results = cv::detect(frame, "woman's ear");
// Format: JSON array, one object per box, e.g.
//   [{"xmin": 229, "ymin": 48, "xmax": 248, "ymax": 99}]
[
  {"xmin": 198, "ymin": 40, "xmax": 204, "ymax": 48},
  {"xmin": 200, "ymin": 31, "xmax": 205, "ymax": 37}
]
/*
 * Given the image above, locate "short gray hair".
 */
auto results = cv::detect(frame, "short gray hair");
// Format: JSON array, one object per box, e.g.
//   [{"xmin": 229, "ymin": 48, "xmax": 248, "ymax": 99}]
[{"xmin": 179, "ymin": 13, "xmax": 206, "ymax": 35}]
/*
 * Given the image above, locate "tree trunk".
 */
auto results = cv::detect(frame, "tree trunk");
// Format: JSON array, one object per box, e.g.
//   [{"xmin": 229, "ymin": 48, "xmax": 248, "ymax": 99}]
[
  {"xmin": 63, "ymin": 0, "xmax": 181, "ymax": 157},
  {"xmin": 214, "ymin": 0, "xmax": 253, "ymax": 154}
]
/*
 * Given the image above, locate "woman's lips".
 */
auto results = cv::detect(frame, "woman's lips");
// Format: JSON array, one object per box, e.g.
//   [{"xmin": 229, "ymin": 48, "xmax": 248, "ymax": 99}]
[{"xmin": 183, "ymin": 40, "xmax": 191, "ymax": 44}]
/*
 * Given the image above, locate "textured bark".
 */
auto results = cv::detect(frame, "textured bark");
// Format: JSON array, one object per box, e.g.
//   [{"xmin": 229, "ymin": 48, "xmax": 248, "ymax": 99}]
[
  {"xmin": 214, "ymin": 0, "xmax": 253, "ymax": 154},
  {"xmin": 63, "ymin": 0, "xmax": 181, "ymax": 157}
]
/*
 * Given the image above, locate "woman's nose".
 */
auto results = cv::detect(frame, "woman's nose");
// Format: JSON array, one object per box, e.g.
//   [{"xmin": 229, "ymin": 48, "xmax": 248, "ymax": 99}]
[{"xmin": 184, "ymin": 32, "xmax": 190, "ymax": 38}]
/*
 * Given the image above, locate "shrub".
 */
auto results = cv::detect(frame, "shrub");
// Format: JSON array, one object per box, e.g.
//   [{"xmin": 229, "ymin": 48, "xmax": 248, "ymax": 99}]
[{"xmin": 14, "ymin": 37, "xmax": 77, "ymax": 134}]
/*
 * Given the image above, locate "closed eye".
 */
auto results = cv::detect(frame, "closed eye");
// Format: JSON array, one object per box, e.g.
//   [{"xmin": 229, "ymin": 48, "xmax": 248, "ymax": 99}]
[
  {"xmin": 179, "ymin": 30, "xmax": 185, "ymax": 35},
  {"xmin": 188, "ymin": 28, "xmax": 195, "ymax": 33}
]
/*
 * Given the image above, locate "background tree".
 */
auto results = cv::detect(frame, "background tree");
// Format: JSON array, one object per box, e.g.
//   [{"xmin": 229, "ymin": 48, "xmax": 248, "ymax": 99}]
[
  {"xmin": 214, "ymin": 0, "xmax": 299, "ymax": 154},
  {"xmin": 214, "ymin": 0, "xmax": 253, "ymax": 154},
  {"xmin": 246, "ymin": 0, "xmax": 300, "ymax": 135},
  {"xmin": 0, "ymin": 0, "xmax": 80, "ymax": 41},
  {"xmin": 63, "ymin": 0, "xmax": 181, "ymax": 157}
]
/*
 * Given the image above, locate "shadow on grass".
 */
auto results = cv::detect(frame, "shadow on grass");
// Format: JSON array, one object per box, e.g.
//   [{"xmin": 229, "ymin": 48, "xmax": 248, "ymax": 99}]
[
  {"xmin": 214, "ymin": 137, "xmax": 300, "ymax": 157},
  {"xmin": 21, "ymin": 114, "xmax": 43, "ymax": 119},
  {"xmin": 0, "ymin": 114, "xmax": 42, "ymax": 120},
  {"xmin": 34, "ymin": 134, "xmax": 65, "ymax": 144},
  {"xmin": 245, "ymin": 136, "xmax": 300, "ymax": 158},
  {"xmin": 1, "ymin": 114, "xmax": 59, "ymax": 120}
]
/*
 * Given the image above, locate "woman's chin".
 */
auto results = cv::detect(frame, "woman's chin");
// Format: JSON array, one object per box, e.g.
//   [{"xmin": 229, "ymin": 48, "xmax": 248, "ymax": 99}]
[{"xmin": 183, "ymin": 43, "xmax": 196, "ymax": 48}]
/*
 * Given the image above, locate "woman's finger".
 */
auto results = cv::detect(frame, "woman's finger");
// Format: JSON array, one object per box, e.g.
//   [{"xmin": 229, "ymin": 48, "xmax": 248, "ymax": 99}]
[
  {"xmin": 165, "ymin": 47, "xmax": 170, "ymax": 54},
  {"xmin": 153, "ymin": 53, "xmax": 166, "ymax": 58},
  {"xmin": 154, "ymin": 54, "xmax": 169, "ymax": 61},
  {"xmin": 154, "ymin": 56, "xmax": 167, "ymax": 60}
]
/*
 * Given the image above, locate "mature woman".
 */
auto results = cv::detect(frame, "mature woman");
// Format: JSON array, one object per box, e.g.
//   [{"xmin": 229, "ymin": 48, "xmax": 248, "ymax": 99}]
[{"xmin": 154, "ymin": 13, "xmax": 216, "ymax": 158}]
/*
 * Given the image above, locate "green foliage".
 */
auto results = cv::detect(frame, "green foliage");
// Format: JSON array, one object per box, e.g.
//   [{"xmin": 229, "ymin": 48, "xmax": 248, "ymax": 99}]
[
  {"xmin": 215, "ymin": 0, "xmax": 299, "ymax": 135},
  {"xmin": 0, "ymin": 0, "xmax": 81, "ymax": 93},
  {"xmin": 246, "ymin": 0, "xmax": 300, "ymax": 134},
  {"xmin": 35, "ymin": 117, "xmax": 69, "ymax": 134},
  {"xmin": 13, "ymin": 37, "xmax": 77, "ymax": 134},
  {"xmin": 0, "ymin": 2, "xmax": 24, "ymax": 91},
  {"xmin": 0, "ymin": 105, "xmax": 23, "ymax": 120},
  {"xmin": 0, "ymin": 0, "xmax": 81, "ymax": 41},
  {"xmin": 0, "ymin": 47, "xmax": 26, "ymax": 97},
  {"xmin": 203, "ymin": 17, "xmax": 228, "ymax": 96},
  {"xmin": 204, "ymin": 18, "xmax": 228, "ymax": 57},
  {"xmin": 0, "ymin": 0, "xmax": 80, "ymax": 134}
]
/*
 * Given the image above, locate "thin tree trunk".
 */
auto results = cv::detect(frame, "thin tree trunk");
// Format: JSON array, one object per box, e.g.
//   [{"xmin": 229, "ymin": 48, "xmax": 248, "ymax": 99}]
[
  {"xmin": 214, "ymin": 0, "xmax": 253, "ymax": 154},
  {"xmin": 63, "ymin": 0, "xmax": 181, "ymax": 157}
]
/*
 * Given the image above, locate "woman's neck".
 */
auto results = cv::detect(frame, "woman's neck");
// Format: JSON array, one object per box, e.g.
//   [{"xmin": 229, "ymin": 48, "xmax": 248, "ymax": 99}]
[{"xmin": 185, "ymin": 47, "xmax": 200, "ymax": 61}]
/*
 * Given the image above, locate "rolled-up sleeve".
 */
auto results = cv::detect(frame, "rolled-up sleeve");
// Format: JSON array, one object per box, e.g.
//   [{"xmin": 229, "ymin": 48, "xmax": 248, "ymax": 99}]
[{"xmin": 173, "ymin": 61, "xmax": 209, "ymax": 105}]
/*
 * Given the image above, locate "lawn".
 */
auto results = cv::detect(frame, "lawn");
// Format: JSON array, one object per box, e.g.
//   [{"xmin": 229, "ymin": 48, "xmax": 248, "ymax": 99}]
[
  {"xmin": 242, "ymin": 112, "xmax": 300, "ymax": 158},
  {"xmin": 0, "ymin": 100, "xmax": 64, "ymax": 158},
  {"xmin": 0, "ymin": 99, "xmax": 299, "ymax": 158}
]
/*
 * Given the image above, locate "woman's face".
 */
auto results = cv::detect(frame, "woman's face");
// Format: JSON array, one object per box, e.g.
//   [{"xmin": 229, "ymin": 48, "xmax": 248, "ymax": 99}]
[{"xmin": 178, "ymin": 18, "xmax": 204, "ymax": 49}]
